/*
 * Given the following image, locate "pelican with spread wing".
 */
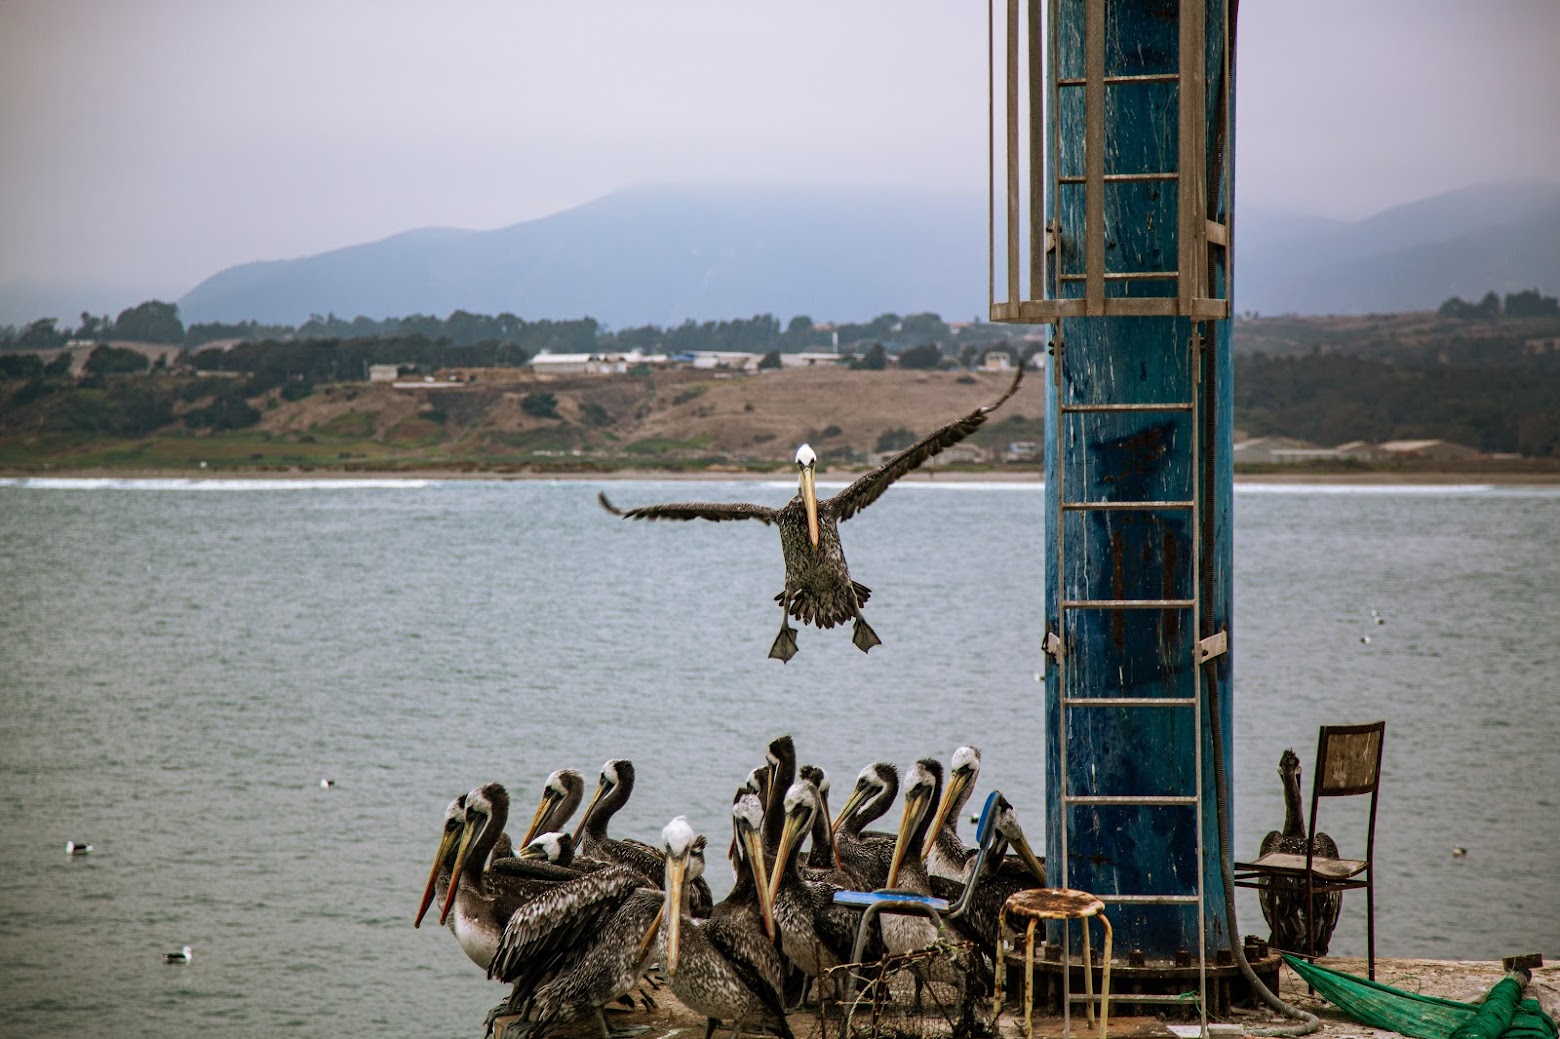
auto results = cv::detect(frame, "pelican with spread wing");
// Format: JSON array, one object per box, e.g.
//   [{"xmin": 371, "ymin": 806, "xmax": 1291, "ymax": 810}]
[{"xmin": 598, "ymin": 367, "xmax": 1023, "ymax": 661}]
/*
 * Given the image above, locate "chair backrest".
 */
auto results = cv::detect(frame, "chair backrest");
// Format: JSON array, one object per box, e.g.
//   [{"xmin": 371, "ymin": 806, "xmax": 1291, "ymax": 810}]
[
  {"xmin": 1313, "ymin": 721, "xmax": 1385, "ymax": 798},
  {"xmin": 1308, "ymin": 720, "xmax": 1386, "ymax": 864}
]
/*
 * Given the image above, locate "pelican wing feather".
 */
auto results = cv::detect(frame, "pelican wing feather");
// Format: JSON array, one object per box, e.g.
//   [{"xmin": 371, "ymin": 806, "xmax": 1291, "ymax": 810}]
[
  {"xmin": 488, "ymin": 866, "xmax": 649, "ymax": 986},
  {"xmin": 827, "ymin": 366, "xmax": 1024, "ymax": 523},
  {"xmin": 599, "ymin": 492, "xmax": 778, "ymax": 525}
]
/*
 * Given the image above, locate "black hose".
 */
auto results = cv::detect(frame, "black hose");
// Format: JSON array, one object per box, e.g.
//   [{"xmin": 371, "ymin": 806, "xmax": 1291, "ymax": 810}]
[{"xmin": 1198, "ymin": 320, "xmax": 1319, "ymax": 1036}]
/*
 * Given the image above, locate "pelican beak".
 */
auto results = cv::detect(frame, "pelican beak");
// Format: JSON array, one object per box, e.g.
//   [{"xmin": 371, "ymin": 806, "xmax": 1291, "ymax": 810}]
[
  {"xmin": 520, "ymin": 787, "xmax": 562, "ymax": 849},
  {"xmin": 832, "ymin": 782, "xmax": 870, "ymax": 836},
  {"xmin": 1010, "ymin": 827, "xmax": 1049, "ymax": 886},
  {"xmin": 886, "ymin": 785, "xmax": 930, "ymax": 890},
  {"xmin": 518, "ymin": 840, "xmax": 547, "ymax": 860},
  {"xmin": 663, "ymin": 853, "xmax": 687, "ymax": 979},
  {"xmin": 439, "ymin": 811, "xmax": 485, "ymax": 926},
  {"xmin": 800, "ymin": 464, "xmax": 819, "ymax": 549},
  {"xmin": 636, "ymin": 904, "xmax": 666, "ymax": 973},
  {"xmin": 572, "ymin": 776, "xmax": 608, "ymax": 843},
  {"xmin": 414, "ymin": 823, "xmax": 461, "ymax": 928},
  {"xmin": 767, "ymin": 806, "xmax": 809, "ymax": 908},
  {"xmin": 740, "ymin": 821, "xmax": 777, "ymax": 943},
  {"xmin": 924, "ymin": 767, "xmax": 974, "ymax": 862}
]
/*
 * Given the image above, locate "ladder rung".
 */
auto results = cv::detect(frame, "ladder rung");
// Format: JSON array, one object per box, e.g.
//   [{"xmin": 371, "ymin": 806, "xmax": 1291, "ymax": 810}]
[
  {"xmin": 1063, "ymin": 697, "xmax": 1198, "ymax": 707},
  {"xmin": 1062, "ymin": 500, "xmax": 1194, "ymax": 511},
  {"xmin": 1062, "ymin": 598, "xmax": 1195, "ymax": 609},
  {"xmin": 1058, "ymin": 271, "xmax": 1178, "ymax": 282},
  {"xmin": 1057, "ymin": 73, "xmax": 1181, "ymax": 87},
  {"xmin": 1097, "ymin": 894, "xmax": 1203, "ymax": 905},
  {"xmin": 1057, "ymin": 172, "xmax": 1178, "ymax": 184},
  {"xmin": 1065, "ymin": 795, "xmax": 1197, "ymax": 806},
  {"xmin": 1060, "ymin": 402, "xmax": 1194, "ymax": 413}
]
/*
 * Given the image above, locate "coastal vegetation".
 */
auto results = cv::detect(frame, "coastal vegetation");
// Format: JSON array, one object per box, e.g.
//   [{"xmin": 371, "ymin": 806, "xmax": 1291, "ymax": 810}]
[{"xmin": 2, "ymin": 297, "xmax": 1557, "ymax": 473}]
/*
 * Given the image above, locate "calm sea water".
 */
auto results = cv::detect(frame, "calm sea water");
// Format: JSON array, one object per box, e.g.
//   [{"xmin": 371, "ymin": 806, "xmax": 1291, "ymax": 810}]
[{"xmin": 0, "ymin": 477, "xmax": 1556, "ymax": 1039}]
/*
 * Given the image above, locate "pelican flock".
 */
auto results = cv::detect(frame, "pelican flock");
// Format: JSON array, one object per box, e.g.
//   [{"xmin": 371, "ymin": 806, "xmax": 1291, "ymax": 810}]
[
  {"xmin": 598, "ymin": 367, "xmax": 1024, "ymax": 661},
  {"xmin": 416, "ymin": 739, "xmax": 1048, "ymax": 1038}
]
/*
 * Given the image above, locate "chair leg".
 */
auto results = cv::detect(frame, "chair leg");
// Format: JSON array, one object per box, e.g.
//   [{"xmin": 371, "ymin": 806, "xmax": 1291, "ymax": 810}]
[
  {"xmin": 1097, "ymin": 913, "xmax": 1113, "ymax": 1039},
  {"xmin": 994, "ymin": 909, "xmax": 1008, "ymax": 1019},
  {"xmin": 1081, "ymin": 919, "xmax": 1095, "ymax": 1030},
  {"xmin": 1024, "ymin": 918, "xmax": 1039, "ymax": 1039},
  {"xmin": 1366, "ymin": 875, "xmax": 1376, "ymax": 982}
]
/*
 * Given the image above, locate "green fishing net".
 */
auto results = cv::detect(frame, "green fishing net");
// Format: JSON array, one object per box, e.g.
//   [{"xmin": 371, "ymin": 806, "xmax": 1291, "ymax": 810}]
[{"xmin": 1282, "ymin": 955, "xmax": 1556, "ymax": 1039}]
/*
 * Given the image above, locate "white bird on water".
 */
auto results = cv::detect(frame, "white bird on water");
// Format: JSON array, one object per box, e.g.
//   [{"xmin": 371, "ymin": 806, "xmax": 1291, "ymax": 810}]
[
  {"xmin": 65, "ymin": 841, "xmax": 92, "ymax": 856},
  {"xmin": 165, "ymin": 945, "xmax": 193, "ymax": 964},
  {"xmin": 319, "ymin": 778, "xmax": 335, "ymax": 789}
]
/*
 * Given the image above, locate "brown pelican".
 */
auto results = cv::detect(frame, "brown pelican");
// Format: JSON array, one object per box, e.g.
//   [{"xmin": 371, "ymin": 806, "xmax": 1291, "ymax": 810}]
[
  {"xmin": 519, "ymin": 768, "xmax": 587, "ymax": 849},
  {"xmin": 576, "ymin": 759, "xmax": 715, "ymax": 915},
  {"xmin": 798, "ymin": 765, "xmax": 836, "ymax": 870},
  {"xmin": 1258, "ymin": 748, "xmax": 1342, "ymax": 955},
  {"xmin": 598, "ymin": 367, "xmax": 1024, "ymax": 661},
  {"xmin": 831, "ymin": 761, "xmax": 900, "ymax": 889},
  {"xmin": 661, "ymin": 806, "xmax": 791, "ymax": 1039},
  {"xmin": 760, "ymin": 736, "xmax": 797, "ymax": 866},
  {"xmin": 925, "ymin": 745, "xmax": 982, "ymax": 882},
  {"xmin": 881, "ymin": 759, "xmax": 946, "ymax": 958},
  {"xmin": 939, "ymin": 792, "xmax": 1048, "ymax": 958},
  {"xmin": 437, "ymin": 784, "xmax": 592, "ymax": 971},
  {"xmin": 487, "ymin": 863, "xmax": 665, "ymax": 1039},
  {"xmin": 767, "ymin": 779, "xmax": 868, "ymax": 997},
  {"xmin": 415, "ymin": 794, "xmax": 468, "ymax": 930}
]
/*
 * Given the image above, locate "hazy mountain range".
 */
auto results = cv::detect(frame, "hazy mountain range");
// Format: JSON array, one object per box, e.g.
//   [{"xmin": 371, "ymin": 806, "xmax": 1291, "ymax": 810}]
[{"xmin": 5, "ymin": 181, "xmax": 1558, "ymax": 328}]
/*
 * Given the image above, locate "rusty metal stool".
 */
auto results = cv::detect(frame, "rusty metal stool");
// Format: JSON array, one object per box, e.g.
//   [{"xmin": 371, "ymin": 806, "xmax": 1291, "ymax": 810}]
[{"xmin": 997, "ymin": 887, "xmax": 1112, "ymax": 1039}]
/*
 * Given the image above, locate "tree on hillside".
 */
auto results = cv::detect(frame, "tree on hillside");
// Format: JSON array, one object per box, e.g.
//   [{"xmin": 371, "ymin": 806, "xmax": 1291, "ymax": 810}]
[
  {"xmin": 1504, "ymin": 289, "xmax": 1559, "ymax": 318},
  {"xmin": 114, "ymin": 301, "xmax": 184, "ymax": 343},
  {"xmin": 18, "ymin": 318, "xmax": 67, "ymax": 349},
  {"xmin": 85, "ymin": 344, "xmax": 150, "ymax": 376},
  {"xmin": 899, "ymin": 312, "xmax": 949, "ymax": 343},
  {"xmin": 521, "ymin": 392, "xmax": 559, "ymax": 419},
  {"xmin": 898, "ymin": 343, "xmax": 943, "ymax": 370},
  {"xmin": 849, "ymin": 343, "xmax": 886, "ymax": 370},
  {"xmin": 758, "ymin": 350, "xmax": 782, "ymax": 370}
]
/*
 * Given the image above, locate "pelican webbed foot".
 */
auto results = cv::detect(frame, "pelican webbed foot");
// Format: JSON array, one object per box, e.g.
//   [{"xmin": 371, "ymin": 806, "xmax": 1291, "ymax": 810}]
[
  {"xmin": 851, "ymin": 617, "xmax": 881, "ymax": 653},
  {"xmin": 594, "ymin": 1009, "xmax": 652, "ymax": 1039},
  {"xmin": 769, "ymin": 624, "xmax": 799, "ymax": 663}
]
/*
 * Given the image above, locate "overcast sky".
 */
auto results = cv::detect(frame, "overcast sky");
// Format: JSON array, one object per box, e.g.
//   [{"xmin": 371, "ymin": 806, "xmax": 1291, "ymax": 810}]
[{"xmin": 2, "ymin": 0, "xmax": 1557, "ymax": 299}]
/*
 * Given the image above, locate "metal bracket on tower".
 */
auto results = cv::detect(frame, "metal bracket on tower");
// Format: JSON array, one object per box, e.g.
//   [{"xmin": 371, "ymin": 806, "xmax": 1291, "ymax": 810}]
[
  {"xmin": 1044, "ymin": 629, "xmax": 1066, "ymax": 663},
  {"xmin": 1197, "ymin": 630, "xmax": 1228, "ymax": 664}
]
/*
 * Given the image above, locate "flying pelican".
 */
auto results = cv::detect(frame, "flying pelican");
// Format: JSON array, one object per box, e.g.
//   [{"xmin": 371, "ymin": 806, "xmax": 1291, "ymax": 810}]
[
  {"xmin": 768, "ymin": 779, "xmax": 867, "ymax": 999},
  {"xmin": 598, "ymin": 367, "xmax": 1025, "ymax": 661},
  {"xmin": 925, "ymin": 746, "xmax": 982, "ymax": 882},
  {"xmin": 487, "ymin": 860, "xmax": 666, "ymax": 1039},
  {"xmin": 661, "ymin": 805, "xmax": 791, "ymax": 1039},
  {"xmin": 831, "ymin": 761, "xmax": 900, "ymax": 889},
  {"xmin": 575, "ymin": 759, "xmax": 714, "ymax": 915},
  {"xmin": 1257, "ymin": 749, "xmax": 1343, "ymax": 956}
]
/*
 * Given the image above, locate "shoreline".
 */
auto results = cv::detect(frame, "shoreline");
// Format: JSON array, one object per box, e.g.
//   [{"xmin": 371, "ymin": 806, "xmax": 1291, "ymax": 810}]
[{"xmin": 4, "ymin": 465, "xmax": 1559, "ymax": 486}]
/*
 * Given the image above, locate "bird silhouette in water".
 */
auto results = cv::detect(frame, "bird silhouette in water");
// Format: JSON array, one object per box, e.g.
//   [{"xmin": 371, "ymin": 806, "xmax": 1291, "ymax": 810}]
[
  {"xmin": 598, "ymin": 367, "xmax": 1023, "ymax": 661},
  {"xmin": 1257, "ymin": 748, "xmax": 1343, "ymax": 955}
]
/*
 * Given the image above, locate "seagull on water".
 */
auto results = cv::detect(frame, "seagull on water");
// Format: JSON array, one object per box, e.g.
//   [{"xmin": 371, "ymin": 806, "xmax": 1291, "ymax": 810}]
[
  {"xmin": 319, "ymin": 778, "xmax": 336, "ymax": 789},
  {"xmin": 65, "ymin": 841, "xmax": 93, "ymax": 856},
  {"xmin": 164, "ymin": 945, "xmax": 193, "ymax": 964}
]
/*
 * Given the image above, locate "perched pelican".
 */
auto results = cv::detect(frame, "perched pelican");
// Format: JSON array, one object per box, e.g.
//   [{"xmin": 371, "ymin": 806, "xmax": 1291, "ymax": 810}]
[
  {"xmin": 768, "ymin": 780, "xmax": 866, "ymax": 996},
  {"xmin": 881, "ymin": 759, "xmax": 946, "ymax": 957},
  {"xmin": 575, "ymin": 760, "xmax": 714, "ymax": 915},
  {"xmin": 661, "ymin": 807, "xmax": 791, "ymax": 1039},
  {"xmin": 831, "ymin": 761, "xmax": 900, "ymax": 889},
  {"xmin": 415, "ymin": 794, "xmax": 469, "ymax": 929},
  {"xmin": 760, "ymin": 737, "xmax": 797, "ymax": 866},
  {"xmin": 164, "ymin": 945, "xmax": 192, "ymax": 964},
  {"xmin": 519, "ymin": 768, "xmax": 586, "ymax": 849},
  {"xmin": 925, "ymin": 745, "xmax": 982, "ymax": 882},
  {"xmin": 1257, "ymin": 749, "xmax": 1342, "ymax": 956},
  {"xmin": 939, "ymin": 793, "xmax": 1048, "ymax": 957},
  {"xmin": 65, "ymin": 840, "xmax": 93, "ymax": 856},
  {"xmin": 598, "ymin": 367, "xmax": 1024, "ymax": 661},
  {"xmin": 798, "ymin": 765, "xmax": 836, "ymax": 870},
  {"xmin": 487, "ymin": 860, "xmax": 665, "ymax": 1039},
  {"xmin": 438, "ymin": 784, "xmax": 588, "ymax": 971}
]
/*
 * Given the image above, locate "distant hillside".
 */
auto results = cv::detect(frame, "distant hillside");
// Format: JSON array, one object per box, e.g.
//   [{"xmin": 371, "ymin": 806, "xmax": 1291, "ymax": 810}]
[
  {"xmin": 178, "ymin": 186, "xmax": 989, "ymax": 328},
  {"xmin": 1238, "ymin": 181, "xmax": 1560, "ymax": 315}
]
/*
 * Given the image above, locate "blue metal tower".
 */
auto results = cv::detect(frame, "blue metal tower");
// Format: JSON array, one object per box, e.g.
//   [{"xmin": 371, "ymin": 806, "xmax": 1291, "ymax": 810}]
[{"xmin": 989, "ymin": 0, "xmax": 1238, "ymax": 1017}]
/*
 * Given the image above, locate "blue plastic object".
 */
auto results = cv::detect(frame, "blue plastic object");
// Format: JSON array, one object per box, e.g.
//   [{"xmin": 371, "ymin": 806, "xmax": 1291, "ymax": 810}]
[
  {"xmin": 833, "ymin": 890, "xmax": 950, "ymax": 912},
  {"xmin": 975, "ymin": 789, "xmax": 1002, "ymax": 847}
]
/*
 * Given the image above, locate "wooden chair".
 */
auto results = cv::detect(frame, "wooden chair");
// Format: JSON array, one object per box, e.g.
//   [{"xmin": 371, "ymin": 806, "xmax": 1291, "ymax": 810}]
[{"xmin": 1234, "ymin": 721, "xmax": 1385, "ymax": 979}]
